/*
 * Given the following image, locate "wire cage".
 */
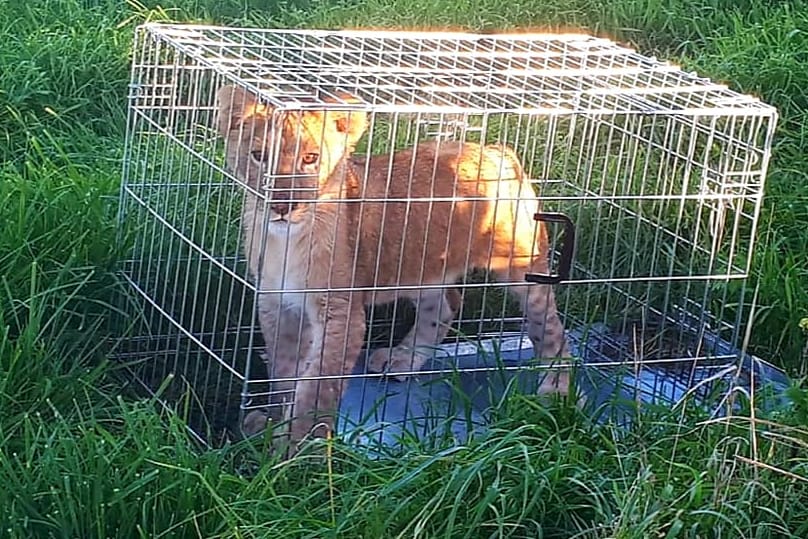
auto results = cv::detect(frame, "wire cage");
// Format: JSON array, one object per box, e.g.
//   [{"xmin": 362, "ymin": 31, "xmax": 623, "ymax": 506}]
[{"xmin": 117, "ymin": 23, "xmax": 783, "ymax": 450}]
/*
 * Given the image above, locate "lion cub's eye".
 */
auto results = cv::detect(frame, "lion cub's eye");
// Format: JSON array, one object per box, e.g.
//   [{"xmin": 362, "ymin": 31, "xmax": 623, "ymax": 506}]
[
  {"xmin": 301, "ymin": 153, "xmax": 319, "ymax": 165},
  {"xmin": 250, "ymin": 150, "xmax": 269, "ymax": 163}
]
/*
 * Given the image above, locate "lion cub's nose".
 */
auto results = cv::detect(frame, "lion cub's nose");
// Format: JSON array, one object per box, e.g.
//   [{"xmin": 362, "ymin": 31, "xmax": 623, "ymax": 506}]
[
  {"xmin": 269, "ymin": 191, "xmax": 295, "ymax": 217},
  {"xmin": 270, "ymin": 202, "xmax": 290, "ymax": 216},
  {"xmin": 270, "ymin": 202, "xmax": 300, "ymax": 216}
]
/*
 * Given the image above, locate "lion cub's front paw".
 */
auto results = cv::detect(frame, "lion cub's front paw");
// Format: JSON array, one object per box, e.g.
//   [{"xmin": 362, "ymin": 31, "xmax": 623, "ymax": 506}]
[
  {"xmin": 367, "ymin": 347, "xmax": 425, "ymax": 382},
  {"xmin": 537, "ymin": 369, "xmax": 587, "ymax": 409},
  {"xmin": 242, "ymin": 409, "xmax": 271, "ymax": 437},
  {"xmin": 538, "ymin": 369, "xmax": 570, "ymax": 397}
]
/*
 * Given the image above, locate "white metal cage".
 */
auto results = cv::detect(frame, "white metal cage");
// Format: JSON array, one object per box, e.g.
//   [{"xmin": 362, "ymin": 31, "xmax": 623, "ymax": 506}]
[{"xmin": 117, "ymin": 23, "xmax": 779, "ymax": 449}]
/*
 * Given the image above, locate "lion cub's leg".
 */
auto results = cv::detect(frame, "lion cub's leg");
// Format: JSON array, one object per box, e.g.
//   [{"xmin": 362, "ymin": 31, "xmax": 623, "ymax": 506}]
[
  {"xmin": 494, "ymin": 253, "xmax": 574, "ymax": 399},
  {"xmin": 242, "ymin": 296, "xmax": 311, "ymax": 436},
  {"xmin": 287, "ymin": 292, "xmax": 367, "ymax": 451},
  {"xmin": 513, "ymin": 280, "xmax": 575, "ymax": 399},
  {"xmin": 367, "ymin": 288, "xmax": 461, "ymax": 381}
]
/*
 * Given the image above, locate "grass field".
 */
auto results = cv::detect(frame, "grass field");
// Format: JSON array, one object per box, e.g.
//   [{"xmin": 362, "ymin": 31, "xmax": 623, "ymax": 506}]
[{"xmin": 1, "ymin": 0, "xmax": 807, "ymax": 537}]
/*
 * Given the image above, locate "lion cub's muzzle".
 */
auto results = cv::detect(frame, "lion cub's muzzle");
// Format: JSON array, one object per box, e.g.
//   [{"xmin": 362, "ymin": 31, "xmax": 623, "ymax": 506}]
[
  {"xmin": 266, "ymin": 189, "xmax": 315, "ymax": 221},
  {"xmin": 265, "ymin": 174, "xmax": 316, "ymax": 220},
  {"xmin": 268, "ymin": 192, "xmax": 299, "ymax": 217}
]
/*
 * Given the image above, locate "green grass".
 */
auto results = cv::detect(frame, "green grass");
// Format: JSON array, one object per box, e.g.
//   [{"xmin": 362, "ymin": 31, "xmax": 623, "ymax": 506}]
[{"xmin": 1, "ymin": 0, "xmax": 807, "ymax": 536}]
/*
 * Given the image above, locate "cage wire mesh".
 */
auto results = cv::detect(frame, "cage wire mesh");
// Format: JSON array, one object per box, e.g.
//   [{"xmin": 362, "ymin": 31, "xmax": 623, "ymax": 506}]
[{"xmin": 116, "ymin": 23, "xmax": 786, "ymax": 451}]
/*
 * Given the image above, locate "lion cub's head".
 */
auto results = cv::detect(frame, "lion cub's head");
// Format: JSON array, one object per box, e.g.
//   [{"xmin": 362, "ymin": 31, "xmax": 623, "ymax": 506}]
[{"xmin": 216, "ymin": 85, "xmax": 367, "ymax": 224}]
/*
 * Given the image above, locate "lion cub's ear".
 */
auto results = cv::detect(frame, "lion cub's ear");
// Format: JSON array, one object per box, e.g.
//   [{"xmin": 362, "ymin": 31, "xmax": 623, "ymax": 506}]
[
  {"xmin": 216, "ymin": 85, "xmax": 270, "ymax": 136},
  {"xmin": 324, "ymin": 92, "xmax": 368, "ymax": 151}
]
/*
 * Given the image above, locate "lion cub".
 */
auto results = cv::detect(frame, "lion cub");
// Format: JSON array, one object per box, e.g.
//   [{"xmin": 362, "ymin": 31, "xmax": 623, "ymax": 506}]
[{"xmin": 216, "ymin": 85, "xmax": 572, "ymax": 449}]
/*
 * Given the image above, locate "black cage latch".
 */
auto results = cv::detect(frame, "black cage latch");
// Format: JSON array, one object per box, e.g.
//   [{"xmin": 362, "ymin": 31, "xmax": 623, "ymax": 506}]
[{"xmin": 524, "ymin": 212, "xmax": 575, "ymax": 285}]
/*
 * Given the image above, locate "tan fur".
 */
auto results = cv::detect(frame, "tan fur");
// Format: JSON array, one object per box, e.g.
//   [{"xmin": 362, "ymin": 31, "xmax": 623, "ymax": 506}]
[{"xmin": 216, "ymin": 85, "xmax": 573, "ymax": 451}]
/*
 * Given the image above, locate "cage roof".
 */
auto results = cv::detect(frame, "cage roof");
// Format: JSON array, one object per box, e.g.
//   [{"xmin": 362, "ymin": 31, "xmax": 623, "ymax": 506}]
[{"xmin": 140, "ymin": 23, "xmax": 777, "ymax": 117}]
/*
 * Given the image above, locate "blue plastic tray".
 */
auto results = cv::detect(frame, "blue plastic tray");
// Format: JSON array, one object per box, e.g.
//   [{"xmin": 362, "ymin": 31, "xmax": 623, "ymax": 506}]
[{"xmin": 336, "ymin": 324, "xmax": 791, "ymax": 452}]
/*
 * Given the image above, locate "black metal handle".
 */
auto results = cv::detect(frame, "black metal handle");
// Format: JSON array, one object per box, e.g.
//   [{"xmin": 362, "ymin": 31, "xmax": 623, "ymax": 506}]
[{"xmin": 525, "ymin": 212, "xmax": 575, "ymax": 285}]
